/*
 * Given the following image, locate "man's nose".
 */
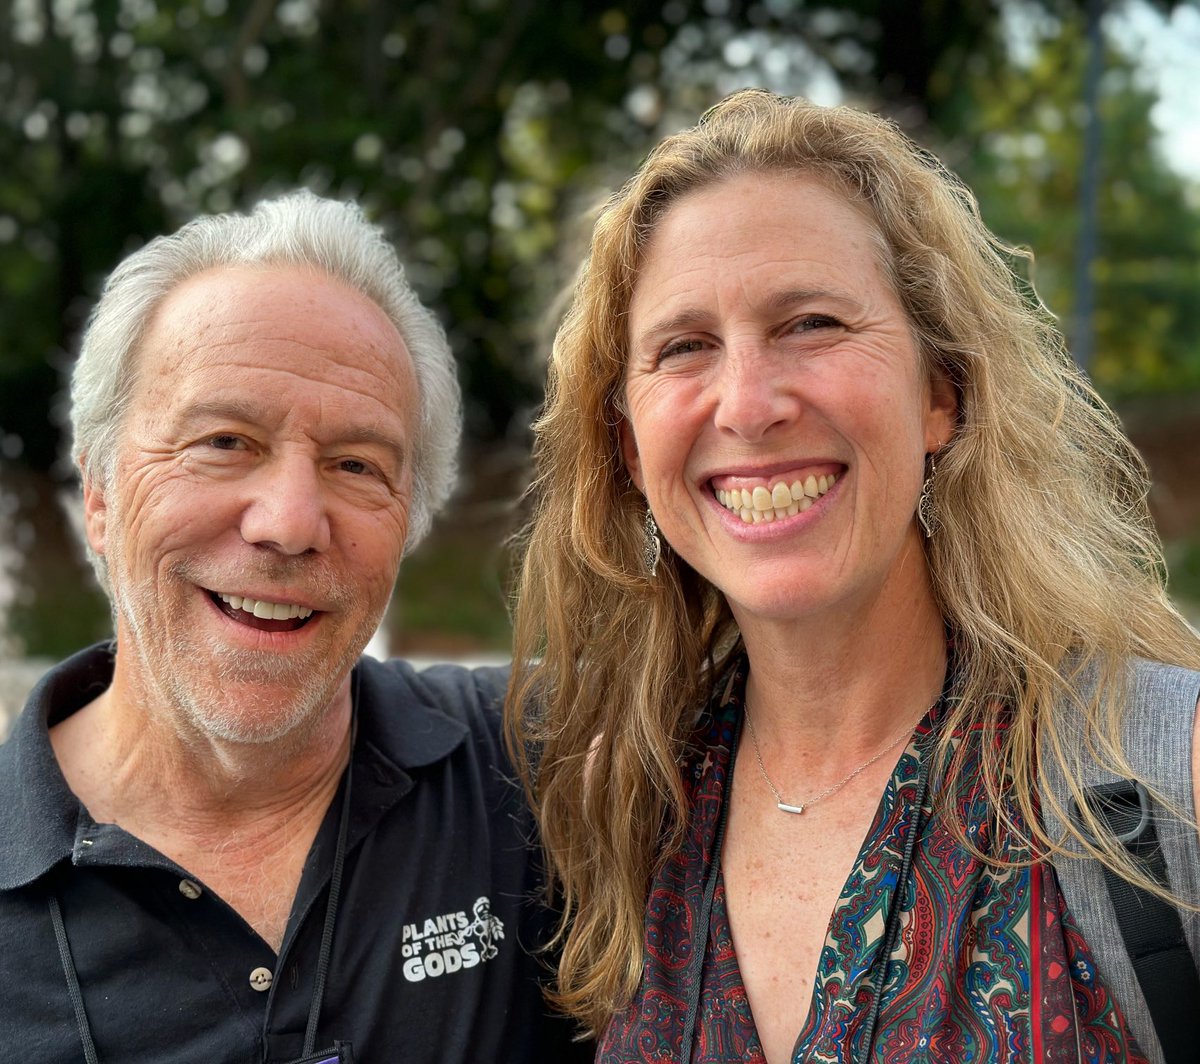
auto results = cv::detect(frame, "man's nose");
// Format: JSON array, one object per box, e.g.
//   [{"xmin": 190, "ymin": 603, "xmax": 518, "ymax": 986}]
[
  {"xmin": 711, "ymin": 344, "xmax": 801, "ymax": 441},
  {"xmin": 239, "ymin": 456, "xmax": 332, "ymax": 555}
]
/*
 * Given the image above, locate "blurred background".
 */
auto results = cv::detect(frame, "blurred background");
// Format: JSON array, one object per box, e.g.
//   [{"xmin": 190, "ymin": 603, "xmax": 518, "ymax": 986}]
[{"xmin": 1, "ymin": 0, "xmax": 1198, "ymax": 696}]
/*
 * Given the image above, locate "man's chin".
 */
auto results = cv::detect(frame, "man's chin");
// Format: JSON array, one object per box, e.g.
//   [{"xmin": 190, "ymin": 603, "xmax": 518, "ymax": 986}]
[
  {"xmin": 171, "ymin": 655, "xmax": 352, "ymax": 749},
  {"xmin": 178, "ymin": 684, "xmax": 340, "ymax": 748}
]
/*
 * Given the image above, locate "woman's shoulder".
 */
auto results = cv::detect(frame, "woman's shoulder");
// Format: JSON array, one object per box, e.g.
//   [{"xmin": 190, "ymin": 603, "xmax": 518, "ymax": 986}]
[{"xmin": 1057, "ymin": 656, "xmax": 1198, "ymax": 784}]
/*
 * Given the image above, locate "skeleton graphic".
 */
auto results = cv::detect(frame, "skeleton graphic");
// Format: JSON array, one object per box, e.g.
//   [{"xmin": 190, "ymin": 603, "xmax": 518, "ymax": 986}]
[{"xmin": 465, "ymin": 896, "xmax": 505, "ymax": 961}]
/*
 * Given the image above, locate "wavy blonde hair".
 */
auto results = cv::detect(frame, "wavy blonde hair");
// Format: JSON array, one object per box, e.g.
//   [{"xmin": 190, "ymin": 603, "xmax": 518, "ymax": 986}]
[{"xmin": 506, "ymin": 89, "xmax": 1200, "ymax": 1033}]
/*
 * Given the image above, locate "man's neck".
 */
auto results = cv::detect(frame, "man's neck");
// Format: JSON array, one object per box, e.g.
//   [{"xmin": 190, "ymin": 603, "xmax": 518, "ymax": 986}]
[
  {"xmin": 48, "ymin": 670, "xmax": 354, "ymax": 951},
  {"xmin": 50, "ymin": 675, "xmax": 353, "ymax": 825}
]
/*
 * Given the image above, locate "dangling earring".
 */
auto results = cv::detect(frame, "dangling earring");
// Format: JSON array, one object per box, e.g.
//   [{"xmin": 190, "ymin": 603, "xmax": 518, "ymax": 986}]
[
  {"xmin": 643, "ymin": 506, "xmax": 662, "ymax": 577},
  {"xmin": 918, "ymin": 450, "xmax": 941, "ymax": 539}
]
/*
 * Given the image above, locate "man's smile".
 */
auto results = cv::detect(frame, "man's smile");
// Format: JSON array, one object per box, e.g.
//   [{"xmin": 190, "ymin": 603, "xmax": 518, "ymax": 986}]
[{"xmin": 209, "ymin": 589, "xmax": 318, "ymax": 632}]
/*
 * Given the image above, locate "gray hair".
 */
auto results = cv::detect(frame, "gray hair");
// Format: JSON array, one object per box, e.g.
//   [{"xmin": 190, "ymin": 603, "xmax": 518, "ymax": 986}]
[{"xmin": 69, "ymin": 189, "xmax": 462, "ymax": 595}]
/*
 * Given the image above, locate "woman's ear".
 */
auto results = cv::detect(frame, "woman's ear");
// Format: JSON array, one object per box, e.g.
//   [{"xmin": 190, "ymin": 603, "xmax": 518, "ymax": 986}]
[
  {"xmin": 925, "ymin": 370, "xmax": 958, "ymax": 452},
  {"xmin": 620, "ymin": 419, "xmax": 646, "ymax": 492}
]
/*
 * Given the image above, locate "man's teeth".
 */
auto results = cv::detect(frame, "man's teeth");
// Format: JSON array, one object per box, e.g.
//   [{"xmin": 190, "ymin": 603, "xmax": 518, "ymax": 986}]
[
  {"xmin": 217, "ymin": 592, "xmax": 314, "ymax": 621},
  {"xmin": 715, "ymin": 473, "xmax": 838, "ymax": 524}
]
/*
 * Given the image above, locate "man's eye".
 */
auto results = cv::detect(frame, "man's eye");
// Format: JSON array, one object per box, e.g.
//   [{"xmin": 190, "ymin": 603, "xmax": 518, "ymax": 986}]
[
  {"xmin": 339, "ymin": 458, "xmax": 371, "ymax": 476},
  {"xmin": 208, "ymin": 435, "xmax": 243, "ymax": 450},
  {"xmin": 792, "ymin": 314, "xmax": 841, "ymax": 332}
]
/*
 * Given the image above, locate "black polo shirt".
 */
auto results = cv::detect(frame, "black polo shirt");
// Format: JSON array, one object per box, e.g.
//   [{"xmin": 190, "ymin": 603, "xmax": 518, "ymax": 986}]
[{"xmin": 0, "ymin": 644, "xmax": 590, "ymax": 1063}]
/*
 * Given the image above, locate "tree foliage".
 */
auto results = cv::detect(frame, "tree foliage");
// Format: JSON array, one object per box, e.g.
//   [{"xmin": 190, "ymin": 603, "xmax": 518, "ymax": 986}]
[
  {"xmin": 2, "ymin": 0, "xmax": 1198, "ymax": 658},
  {"xmin": 950, "ymin": 3, "xmax": 1200, "ymax": 396},
  {"xmin": 9, "ymin": 0, "xmax": 1192, "ymax": 471}
]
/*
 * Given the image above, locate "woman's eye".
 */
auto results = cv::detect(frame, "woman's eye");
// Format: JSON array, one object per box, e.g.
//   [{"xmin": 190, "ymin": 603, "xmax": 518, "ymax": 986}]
[
  {"xmin": 338, "ymin": 458, "xmax": 372, "ymax": 476},
  {"xmin": 660, "ymin": 337, "xmax": 706, "ymax": 360}
]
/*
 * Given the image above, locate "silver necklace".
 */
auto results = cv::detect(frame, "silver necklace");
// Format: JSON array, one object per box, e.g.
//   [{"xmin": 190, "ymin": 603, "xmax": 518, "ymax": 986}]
[{"xmin": 742, "ymin": 705, "xmax": 928, "ymax": 815}]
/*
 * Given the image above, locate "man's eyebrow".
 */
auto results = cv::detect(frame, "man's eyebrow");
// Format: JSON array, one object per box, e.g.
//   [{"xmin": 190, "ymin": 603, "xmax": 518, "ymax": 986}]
[
  {"xmin": 174, "ymin": 399, "xmax": 265, "ymax": 427},
  {"xmin": 175, "ymin": 400, "xmax": 407, "ymax": 462},
  {"xmin": 333, "ymin": 425, "xmax": 408, "ymax": 464}
]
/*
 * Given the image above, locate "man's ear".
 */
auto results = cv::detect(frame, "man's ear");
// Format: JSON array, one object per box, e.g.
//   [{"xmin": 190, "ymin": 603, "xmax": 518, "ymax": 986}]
[
  {"xmin": 619, "ymin": 419, "xmax": 645, "ymax": 492},
  {"xmin": 81, "ymin": 468, "xmax": 108, "ymax": 558}
]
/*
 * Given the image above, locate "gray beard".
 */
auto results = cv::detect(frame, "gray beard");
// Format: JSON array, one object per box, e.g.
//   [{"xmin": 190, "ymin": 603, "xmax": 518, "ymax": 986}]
[{"xmin": 110, "ymin": 549, "xmax": 381, "ymax": 752}]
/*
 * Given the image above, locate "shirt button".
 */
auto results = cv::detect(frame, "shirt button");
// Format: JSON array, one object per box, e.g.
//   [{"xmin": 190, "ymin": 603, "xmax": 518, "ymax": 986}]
[
  {"xmin": 178, "ymin": 879, "xmax": 202, "ymax": 900},
  {"xmin": 249, "ymin": 967, "xmax": 274, "ymax": 992}
]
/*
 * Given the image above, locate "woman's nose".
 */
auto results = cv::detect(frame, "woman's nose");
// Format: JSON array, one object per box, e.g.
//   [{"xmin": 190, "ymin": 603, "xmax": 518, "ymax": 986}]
[{"xmin": 711, "ymin": 345, "xmax": 801, "ymax": 442}]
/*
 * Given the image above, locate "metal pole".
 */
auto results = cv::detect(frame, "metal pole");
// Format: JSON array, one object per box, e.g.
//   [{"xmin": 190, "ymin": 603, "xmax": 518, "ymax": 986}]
[{"xmin": 1073, "ymin": 0, "xmax": 1104, "ymax": 373}]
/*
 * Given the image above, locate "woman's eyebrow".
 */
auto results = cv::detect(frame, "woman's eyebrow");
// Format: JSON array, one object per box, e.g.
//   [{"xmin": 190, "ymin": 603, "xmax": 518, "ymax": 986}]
[
  {"xmin": 764, "ymin": 287, "xmax": 862, "ymax": 313},
  {"xmin": 636, "ymin": 288, "xmax": 862, "ymax": 342}
]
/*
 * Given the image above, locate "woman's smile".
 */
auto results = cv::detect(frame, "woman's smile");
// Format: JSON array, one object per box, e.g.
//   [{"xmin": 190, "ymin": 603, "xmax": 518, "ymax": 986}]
[{"xmin": 710, "ymin": 468, "xmax": 841, "ymax": 524}]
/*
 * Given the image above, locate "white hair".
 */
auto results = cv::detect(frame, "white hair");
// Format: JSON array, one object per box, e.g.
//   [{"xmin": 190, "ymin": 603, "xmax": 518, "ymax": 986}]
[{"xmin": 69, "ymin": 190, "xmax": 462, "ymax": 596}]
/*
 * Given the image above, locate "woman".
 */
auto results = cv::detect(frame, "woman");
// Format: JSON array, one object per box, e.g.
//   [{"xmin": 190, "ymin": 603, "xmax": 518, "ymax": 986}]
[{"xmin": 507, "ymin": 90, "xmax": 1200, "ymax": 1062}]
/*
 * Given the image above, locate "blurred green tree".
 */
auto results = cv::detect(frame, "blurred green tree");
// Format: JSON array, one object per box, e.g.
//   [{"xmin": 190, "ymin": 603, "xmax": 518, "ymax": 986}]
[
  {"xmin": 1, "ymin": 0, "xmax": 1197, "ymax": 656},
  {"xmin": 951, "ymin": 5, "xmax": 1200, "ymax": 395},
  {"xmin": 8, "ymin": 0, "xmax": 1191, "ymax": 471}
]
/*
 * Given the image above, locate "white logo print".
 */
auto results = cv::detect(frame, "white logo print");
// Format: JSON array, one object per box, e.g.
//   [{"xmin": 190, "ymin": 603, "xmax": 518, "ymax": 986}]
[{"xmin": 401, "ymin": 896, "xmax": 506, "ymax": 982}]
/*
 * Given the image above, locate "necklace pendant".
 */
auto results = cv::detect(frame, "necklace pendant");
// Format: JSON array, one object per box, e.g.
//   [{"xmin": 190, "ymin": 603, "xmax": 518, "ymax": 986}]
[{"xmin": 777, "ymin": 802, "xmax": 805, "ymax": 815}]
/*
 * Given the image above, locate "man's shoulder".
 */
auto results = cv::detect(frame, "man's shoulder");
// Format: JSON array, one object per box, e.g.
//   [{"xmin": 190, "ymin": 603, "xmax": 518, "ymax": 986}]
[
  {"xmin": 0, "ymin": 646, "xmax": 114, "ymax": 891},
  {"xmin": 359, "ymin": 655, "xmax": 509, "ymax": 716},
  {"xmin": 369, "ymin": 655, "xmax": 509, "ymax": 711},
  {"xmin": 353, "ymin": 655, "xmax": 512, "ymax": 763}
]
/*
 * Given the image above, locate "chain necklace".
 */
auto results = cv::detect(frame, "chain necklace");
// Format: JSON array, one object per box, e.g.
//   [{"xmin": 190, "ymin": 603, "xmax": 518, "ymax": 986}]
[{"xmin": 743, "ymin": 704, "xmax": 929, "ymax": 816}]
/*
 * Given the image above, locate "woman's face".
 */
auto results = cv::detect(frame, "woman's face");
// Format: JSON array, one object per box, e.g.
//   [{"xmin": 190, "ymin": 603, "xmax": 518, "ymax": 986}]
[{"xmin": 621, "ymin": 171, "xmax": 956, "ymax": 628}]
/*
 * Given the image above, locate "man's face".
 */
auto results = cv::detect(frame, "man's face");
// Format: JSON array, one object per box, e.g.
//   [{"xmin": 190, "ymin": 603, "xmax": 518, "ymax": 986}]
[{"xmin": 84, "ymin": 264, "xmax": 419, "ymax": 745}]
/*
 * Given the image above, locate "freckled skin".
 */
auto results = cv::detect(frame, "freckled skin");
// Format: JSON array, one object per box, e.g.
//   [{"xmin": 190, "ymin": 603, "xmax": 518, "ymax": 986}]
[{"xmin": 85, "ymin": 264, "xmax": 418, "ymax": 750}]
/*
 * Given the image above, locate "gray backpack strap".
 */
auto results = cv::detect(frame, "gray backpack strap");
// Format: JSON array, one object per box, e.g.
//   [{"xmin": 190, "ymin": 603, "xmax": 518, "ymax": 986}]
[{"xmin": 1042, "ymin": 659, "xmax": 1200, "ymax": 1064}]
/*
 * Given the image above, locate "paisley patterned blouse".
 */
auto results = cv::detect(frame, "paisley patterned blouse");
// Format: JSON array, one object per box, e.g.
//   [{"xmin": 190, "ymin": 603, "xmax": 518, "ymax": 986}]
[{"xmin": 597, "ymin": 658, "xmax": 1144, "ymax": 1063}]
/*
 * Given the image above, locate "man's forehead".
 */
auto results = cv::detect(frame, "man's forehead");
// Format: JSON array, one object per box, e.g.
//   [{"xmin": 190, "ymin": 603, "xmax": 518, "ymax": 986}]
[
  {"xmin": 147, "ymin": 264, "xmax": 401, "ymax": 348},
  {"xmin": 133, "ymin": 264, "xmax": 415, "ymax": 396},
  {"xmin": 109, "ymin": 268, "xmax": 420, "ymax": 466}
]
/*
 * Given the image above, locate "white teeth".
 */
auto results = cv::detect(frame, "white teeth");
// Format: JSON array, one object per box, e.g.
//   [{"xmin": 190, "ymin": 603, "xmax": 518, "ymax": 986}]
[
  {"xmin": 216, "ymin": 592, "xmax": 314, "ymax": 621},
  {"xmin": 715, "ymin": 471, "xmax": 838, "ymax": 521}
]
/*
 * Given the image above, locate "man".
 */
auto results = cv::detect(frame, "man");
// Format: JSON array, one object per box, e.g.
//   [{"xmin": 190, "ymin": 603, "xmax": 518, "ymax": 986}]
[{"xmin": 0, "ymin": 192, "xmax": 586, "ymax": 1062}]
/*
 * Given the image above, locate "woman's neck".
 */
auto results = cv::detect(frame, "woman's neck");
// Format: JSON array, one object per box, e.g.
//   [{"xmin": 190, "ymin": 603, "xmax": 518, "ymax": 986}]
[{"xmin": 734, "ymin": 563, "xmax": 947, "ymax": 757}]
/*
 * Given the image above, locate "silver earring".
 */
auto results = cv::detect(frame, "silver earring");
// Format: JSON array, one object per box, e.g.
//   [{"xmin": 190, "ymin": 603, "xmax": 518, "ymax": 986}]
[
  {"xmin": 643, "ymin": 506, "xmax": 662, "ymax": 577},
  {"xmin": 918, "ymin": 451, "xmax": 940, "ymax": 539}
]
